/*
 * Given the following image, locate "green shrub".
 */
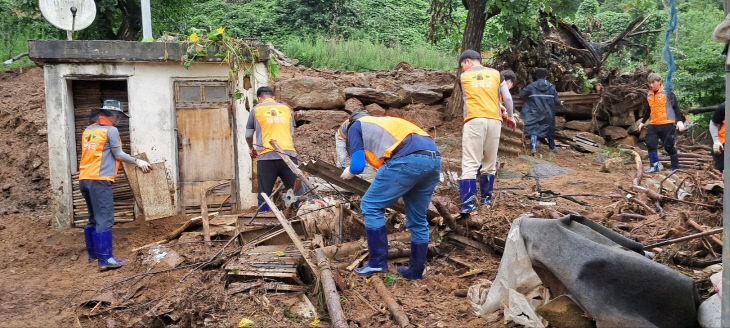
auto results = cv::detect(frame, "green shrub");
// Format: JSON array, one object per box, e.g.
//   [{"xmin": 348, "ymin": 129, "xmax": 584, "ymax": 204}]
[{"xmin": 279, "ymin": 36, "xmax": 454, "ymax": 71}]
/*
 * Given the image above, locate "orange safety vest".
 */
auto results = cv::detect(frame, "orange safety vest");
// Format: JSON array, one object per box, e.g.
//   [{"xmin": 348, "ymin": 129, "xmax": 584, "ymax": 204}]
[
  {"xmin": 79, "ymin": 116, "xmax": 121, "ymax": 182},
  {"xmin": 252, "ymin": 99, "xmax": 296, "ymax": 156},
  {"xmin": 719, "ymin": 120, "xmax": 726, "ymax": 144},
  {"xmin": 647, "ymin": 84, "xmax": 678, "ymax": 125},
  {"xmin": 356, "ymin": 116, "xmax": 431, "ymax": 168},
  {"xmin": 460, "ymin": 65, "xmax": 502, "ymax": 122}
]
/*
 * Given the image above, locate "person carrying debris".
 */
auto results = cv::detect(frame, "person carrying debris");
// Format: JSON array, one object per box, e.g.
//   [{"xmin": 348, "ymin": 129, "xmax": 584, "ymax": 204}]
[
  {"xmin": 499, "ymin": 69, "xmax": 517, "ymax": 126},
  {"xmin": 457, "ymin": 50, "xmax": 515, "ymax": 215},
  {"xmin": 340, "ymin": 111, "xmax": 440, "ymax": 280},
  {"xmin": 79, "ymin": 100, "xmax": 152, "ymax": 270},
  {"xmin": 709, "ymin": 102, "xmax": 725, "ymax": 171},
  {"xmin": 519, "ymin": 68, "xmax": 561, "ymax": 155},
  {"xmin": 638, "ymin": 73, "xmax": 687, "ymax": 173},
  {"xmin": 246, "ymin": 86, "xmax": 301, "ymax": 212}
]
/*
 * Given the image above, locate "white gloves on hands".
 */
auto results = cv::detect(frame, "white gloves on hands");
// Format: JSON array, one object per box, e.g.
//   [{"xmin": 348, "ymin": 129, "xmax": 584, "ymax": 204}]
[
  {"xmin": 676, "ymin": 121, "xmax": 687, "ymax": 132},
  {"xmin": 136, "ymin": 159, "xmax": 152, "ymax": 173},
  {"xmin": 714, "ymin": 141, "xmax": 724, "ymax": 154},
  {"xmin": 340, "ymin": 167, "xmax": 355, "ymax": 180},
  {"xmin": 637, "ymin": 123, "xmax": 645, "ymax": 133}
]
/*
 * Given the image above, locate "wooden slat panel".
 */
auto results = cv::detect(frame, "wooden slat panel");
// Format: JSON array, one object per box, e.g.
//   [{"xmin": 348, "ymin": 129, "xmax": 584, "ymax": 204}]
[{"xmin": 137, "ymin": 162, "xmax": 175, "ymax": 220}]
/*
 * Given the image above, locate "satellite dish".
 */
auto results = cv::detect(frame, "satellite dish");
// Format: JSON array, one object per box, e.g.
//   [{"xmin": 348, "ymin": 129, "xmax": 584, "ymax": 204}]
[{"xmin": 39, "ymin": 0, "xmax": 96, "ymax": 38}]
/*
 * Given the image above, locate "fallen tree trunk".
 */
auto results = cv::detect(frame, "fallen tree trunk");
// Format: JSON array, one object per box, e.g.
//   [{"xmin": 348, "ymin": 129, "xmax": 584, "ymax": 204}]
[{"xmin": 314, "ymin": 249, "xmax": 348, "ymax": 328}]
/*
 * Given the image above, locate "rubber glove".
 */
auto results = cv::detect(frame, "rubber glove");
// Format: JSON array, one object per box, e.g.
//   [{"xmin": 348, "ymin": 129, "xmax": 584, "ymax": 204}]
[
  {"xmin": 714, "ymin": 141, "xmax": 724, "ymax": 154},
  {"xmin": 638, "ymin": 123, "xmax": 645, "ymax": 133},
  {"xmin": 136, "ymin": 159, "xmax": 152, "ymax": 173},
  {"xmin": 504, "ymin": 117, "xmax": 516, "ymax": 131},
  {"xmin": 340, "ymin": 167, "xmax": 355, "ymax": 180},
  {"xmin": 676, "ymin": 121, "xmax": 687, "ymax": 133}
]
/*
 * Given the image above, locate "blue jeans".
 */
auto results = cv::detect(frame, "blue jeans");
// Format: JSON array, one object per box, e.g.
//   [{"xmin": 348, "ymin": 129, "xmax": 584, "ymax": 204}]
[
  {"xmin": 80, "ymin": 180, "xmax": 115, "ymax": 231},
  {"xmin": 360, "ymin": 152, "xmax": 441, "ymax": 243}
]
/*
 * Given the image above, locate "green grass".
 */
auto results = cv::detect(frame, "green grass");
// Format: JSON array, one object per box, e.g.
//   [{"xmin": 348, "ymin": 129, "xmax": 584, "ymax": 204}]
[
  {"xmin": 279, "ymin": 36, "xmax": 455, "ymax": 71},
  {"xmin": 1, "ymin": 57, "xmax": 34, "ymax": 72}
]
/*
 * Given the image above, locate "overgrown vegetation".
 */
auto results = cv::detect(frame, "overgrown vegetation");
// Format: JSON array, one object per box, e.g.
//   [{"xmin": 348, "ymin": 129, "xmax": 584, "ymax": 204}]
[{"xmin": 279, "ymin": 36, "xmax": 454, "ymax": 71}]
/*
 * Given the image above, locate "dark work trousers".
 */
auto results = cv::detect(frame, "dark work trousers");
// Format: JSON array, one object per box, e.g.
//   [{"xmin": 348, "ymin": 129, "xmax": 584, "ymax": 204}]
[
  {"xmin": 257, "ymin": 158, "xmax": 301, "ymax": 203},
  {"xmin": 712, "ymin": 149, "xmax": 724, "ymax": 171},
  {"xmin": 80, "ymin": 180, "xmax": 115, "ymax": 231},
  {"xmin": 646, "ymin": 123, "xmax": 677, "ymax": 155}
]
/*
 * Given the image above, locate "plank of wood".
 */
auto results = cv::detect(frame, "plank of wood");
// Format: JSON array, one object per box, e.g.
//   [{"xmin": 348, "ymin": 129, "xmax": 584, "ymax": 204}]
[
  {"xmin": 270, "ymin": 140, "xmax": 319, "ymax": 198},
  {"xmin": 261, "ymin": 192, "xmax": 320, "ymax": 282},
  {"xmin": 137, "ymin": 162, "xmax": 175, "ymax": 220},
  {"xmin": 122, "ymin": 153, "xmax": 148, "ymax": 213}
]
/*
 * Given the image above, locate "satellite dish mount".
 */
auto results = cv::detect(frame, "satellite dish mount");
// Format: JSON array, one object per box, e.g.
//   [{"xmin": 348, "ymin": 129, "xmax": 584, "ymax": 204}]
[{"xmin": 39, "ymin": 0, "xmax": 96, "ymax": 40}]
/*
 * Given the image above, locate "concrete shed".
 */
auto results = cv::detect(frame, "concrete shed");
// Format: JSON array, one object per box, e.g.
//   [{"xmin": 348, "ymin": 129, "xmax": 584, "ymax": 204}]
[{"xmin": 29, "ymin": 40, "xmax": 270, "ymax": 228}]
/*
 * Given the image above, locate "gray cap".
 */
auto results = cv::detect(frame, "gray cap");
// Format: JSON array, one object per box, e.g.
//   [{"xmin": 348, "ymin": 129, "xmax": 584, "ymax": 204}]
[
  {"xmin": 100, "ymin": 99, "xmax": 128, "ymax": 117},
  {"xmin": 458, "ymin": 49, "xmax": 481, "ymax": 64},
  {"xmin": 349, "ymin": 109, "xmax": 369, "ymax": 122}
]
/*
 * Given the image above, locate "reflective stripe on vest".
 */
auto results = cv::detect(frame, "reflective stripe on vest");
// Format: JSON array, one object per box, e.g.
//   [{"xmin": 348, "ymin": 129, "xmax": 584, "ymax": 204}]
[
  {"xmin": 357, "ymin": 116, "xmax": 431, "ymax": 167},
  {"xmin": 337, "ymin": 119, "xmax": 348, "ymax": 141},
  {"xmin": 720, "ymin": 120, "xmax": 726, "ymax": 144},
  {"xmin": 79, "ymin": 121, "xmax": 120, "ymax": 182},
  {"xmin": 460, "ymin": 66, "xmax": 501, "ymax": 122},
  {"xmin": 253, "ymin": 99, "xmax": 295, "ymax": 155},
  {"xmin": 647, "ymin": 85, "xmax": 677, "ymax": 125}
]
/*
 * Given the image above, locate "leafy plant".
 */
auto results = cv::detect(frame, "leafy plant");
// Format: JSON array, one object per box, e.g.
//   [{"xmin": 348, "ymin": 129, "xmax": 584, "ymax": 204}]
[{"xmin": 383, "ymin": 273, "xmax": 401, "ymax": 284}]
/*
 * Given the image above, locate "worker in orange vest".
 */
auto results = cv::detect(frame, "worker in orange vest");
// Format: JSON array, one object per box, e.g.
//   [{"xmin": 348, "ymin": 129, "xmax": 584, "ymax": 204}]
[
  {"xmin": 80, "ymin": 100, "xmax": 151, "ymax": 270},
  {"xmin": 710, "ymin": 102, "xmax": 725, "ymax": 171},
  {"xmin": 340, "ymin": 111, "xmax": 440, "ymax": 280},
  {"xmin": 638, "ymin": 73, "xmax": 687, "ymax": 173},
  {"xmin": 246, "ymin": 86, "xmax": 301, "ymax": 211},
  {"xmin": 457, "ymin": 50, "xmax": 515, "ymax": 215}
]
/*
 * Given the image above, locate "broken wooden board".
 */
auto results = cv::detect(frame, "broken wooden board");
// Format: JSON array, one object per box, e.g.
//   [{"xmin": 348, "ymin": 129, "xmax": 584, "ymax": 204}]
[
  {"xmin": 121, "ymin": 152, "xmax": 149, "ymax": 213},
  {"xmin": 225, "ymin": 244, "xmax": 308, "ymax": 285},
  {"xmin": 178, "ymin": 225, "xmax": 237, "ymax": 242},
  {"xmin": 137, "ymin": 162, "xmax": 175, "ymax": 220},
  {"xmin": 227, "ymin": 281, "xmax": 307, "ymax": 295}
]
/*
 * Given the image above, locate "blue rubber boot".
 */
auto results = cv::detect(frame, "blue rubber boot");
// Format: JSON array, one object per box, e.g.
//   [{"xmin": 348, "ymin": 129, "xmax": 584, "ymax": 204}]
[
  {"xmin": 478, "ymin": 174, "xmax": 495, "ymax": 206},
  {"xmin": 398, "ymin": 242, "xmax": 428, "ymax": 280},
  {"xmin": 458, "ymin": 179, "xmax": 478, "ymax": 214},
  {"xmin": 84, "ymin": 225, "xmax": 97, "ymax": 262},
  {"xmin": 530, "ymin": 135, "xmax": 538, "ymax": 154},
  {"xmin": 645, "ymin": 152, "xmax": 661, "ymax": 174},
  {"xmin": 93, "ymin": 230, "xmax": 127, "ymax": 270},
  {"xmin": 354, "ymin": 226, "xmax": 388, "ymax": 276},
  {"xmin": 669, "ymin": 154, "xmax": 680, "ymax": 172},
  {"xmin": 257, "ymin": 200, "xmax": 271, "ymax": 212}
]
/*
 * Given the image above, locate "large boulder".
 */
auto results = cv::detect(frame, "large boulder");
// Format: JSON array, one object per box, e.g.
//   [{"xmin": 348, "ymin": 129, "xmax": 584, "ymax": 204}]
[
  {"xmin": 399, "ymin": 84, "xmax": 443, "ymax": 105},
  {"xmin": 609, "ymin": 111, "xmax": 636, "ymax": 127},
  {"xmin": 344, "ymin": 98, "xmax": 364, "ymax": 113},
  {"xmin": 618, "ymin": 135, "xmax": 639, "ymax": 148},
  {"xmin": 275, "ymin": 77, "xmax": 344, "ymax": 109},
  {"xmin": 344, "ymin": 87, "xmax": 406, "ymax": 107},
  {"xmin": 601, "ymin": 126, "xmax": 629, "ymax": 140},
  {"xmin": 564, "ymin": 120, "xmax": 593, "ymax": 132},
  {"xmin": 364, "ymin": 103, "xmax": 386, "ymax": 116}
]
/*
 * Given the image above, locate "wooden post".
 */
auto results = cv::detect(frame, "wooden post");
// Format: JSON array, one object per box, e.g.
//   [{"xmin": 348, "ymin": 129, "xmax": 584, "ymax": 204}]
[
  {"xmin": 315, "ymin": 249, "xmax": 348, "ymax": 328},
  {"xmin": 371, "ymin": 275, "xmax": 411, "ymax": 327},
  {"xmin": 201, "ymin": 189, "xmax": 211, "ymax": 244},
  {"xmin": 261, "ymin": 192, "xmax": 320, "ymax": 281},
  {"xmin": 269, "ymin": 140, "xmax": 320, "ymax": 198}
]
